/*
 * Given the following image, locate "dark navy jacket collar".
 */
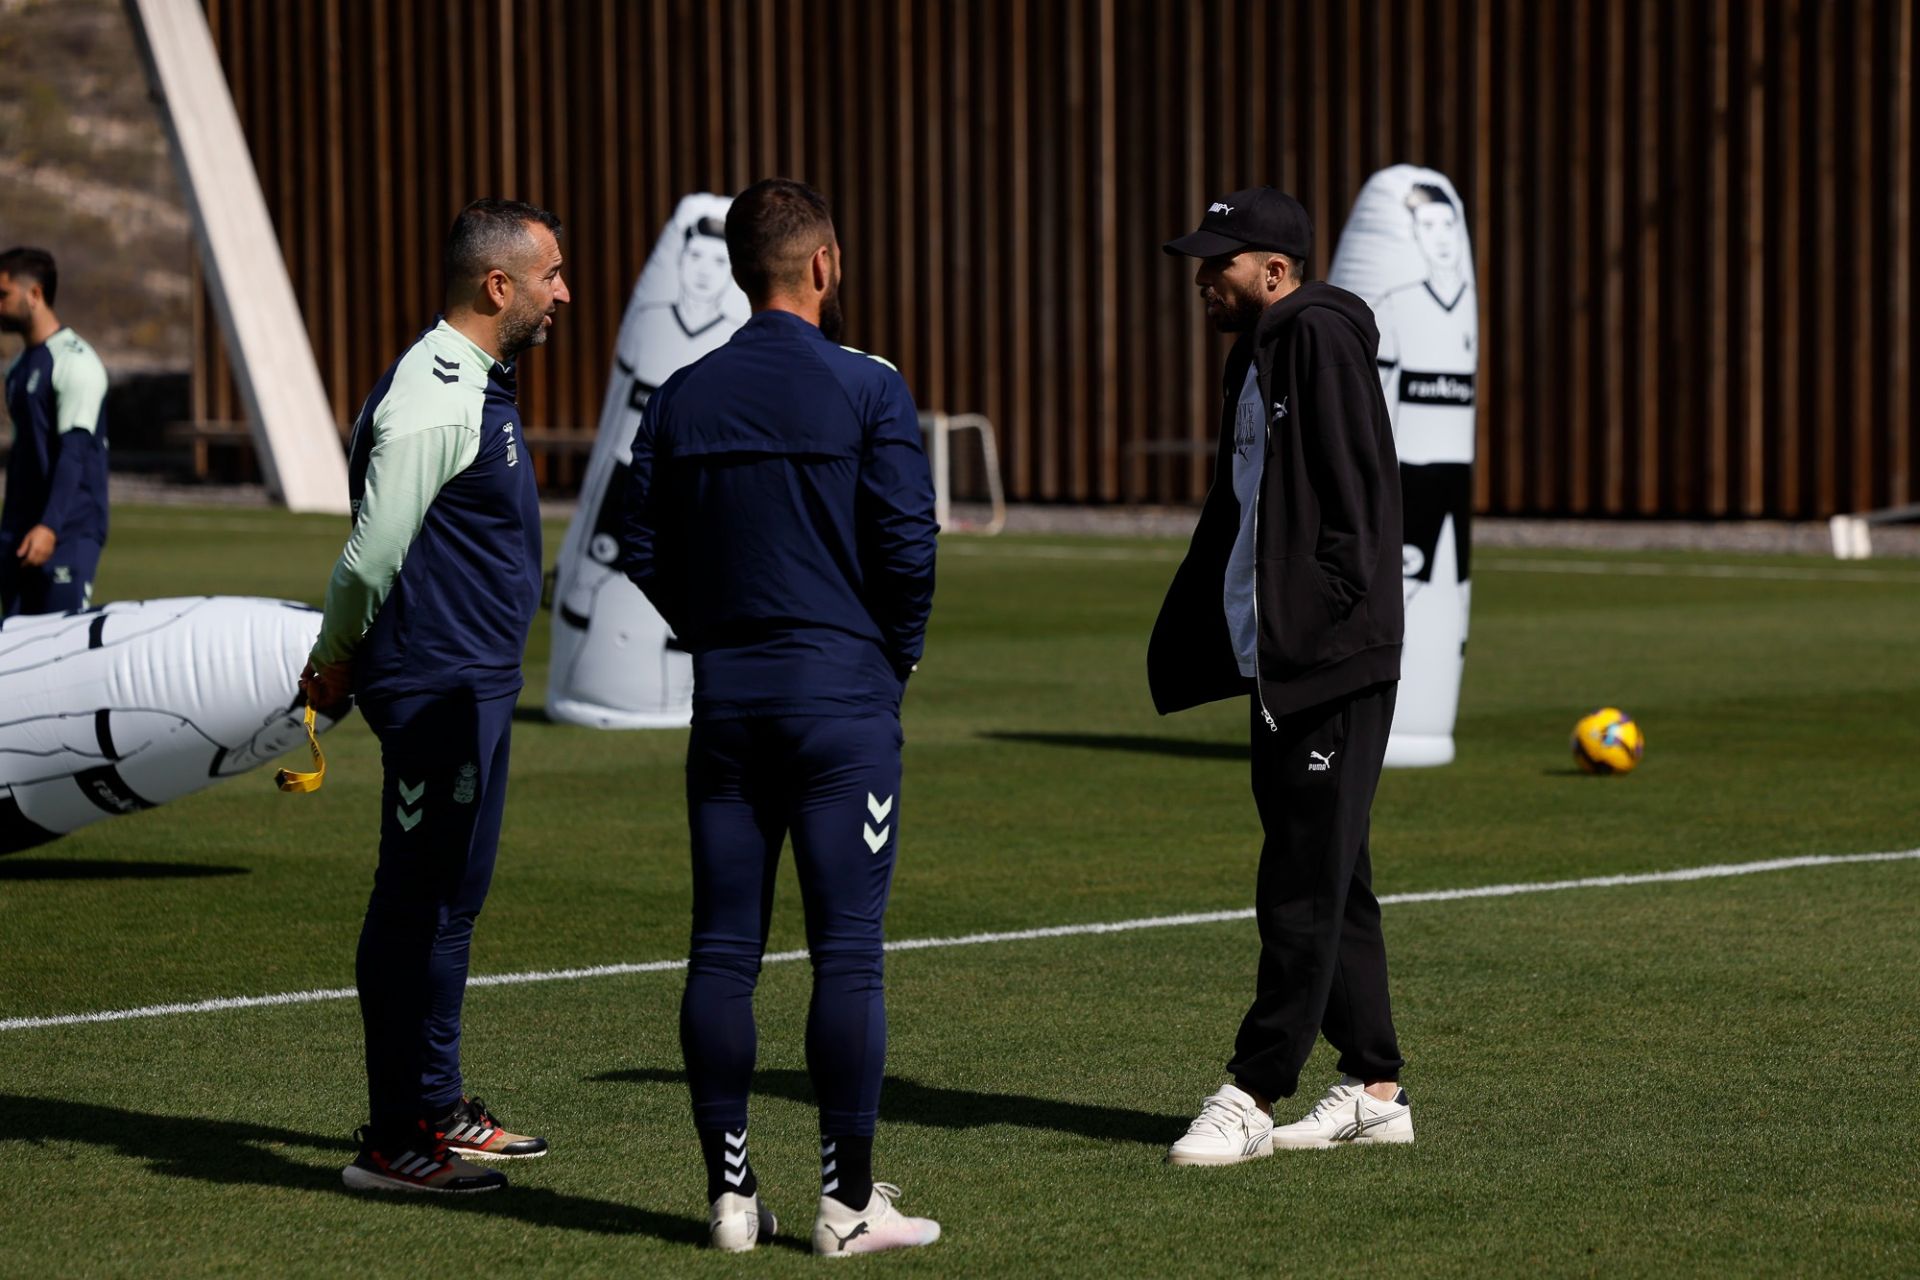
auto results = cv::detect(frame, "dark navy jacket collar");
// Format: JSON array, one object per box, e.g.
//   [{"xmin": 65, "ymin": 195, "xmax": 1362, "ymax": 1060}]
[{"xmin": 741, "ymin": 309, "xmax": 825, "ymax": 341}]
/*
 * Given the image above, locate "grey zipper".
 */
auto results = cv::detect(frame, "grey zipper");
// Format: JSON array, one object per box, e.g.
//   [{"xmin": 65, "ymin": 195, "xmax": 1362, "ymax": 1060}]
[{"xmin": 1250, "ymin": 386, "xmax": 1277, "ymax": 733}]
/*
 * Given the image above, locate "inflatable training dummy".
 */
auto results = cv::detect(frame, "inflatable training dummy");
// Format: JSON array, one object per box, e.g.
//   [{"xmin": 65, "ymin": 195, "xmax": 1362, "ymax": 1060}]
[
  {"xmin": 0, "ymin": 596, "xmax": 346, "ymax": 852},
  {"xmin": 1328, "ymin": 165, "xmax": 1477, "ymax": 768},
  {"xmin": 547, "ymin": 193, "xmax": 750, "ymax": 728}
]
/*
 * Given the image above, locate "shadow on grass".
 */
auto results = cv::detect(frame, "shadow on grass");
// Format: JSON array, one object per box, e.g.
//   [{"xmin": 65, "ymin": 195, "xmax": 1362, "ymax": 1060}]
[
  {"xmin": 0, "ymin": 858, "xmax": 249, "ymax": 881},
  {"xmin": 981, "ymin": 730, "xmax": 1245, "ymax": 761},
  {"xmin": 0, "ymin": 1094, "xmax": 704, "ymax": 1244},
  {"xmin": 595, "ymin": 1068, "xmax": 1183, "ymax": 1146}
]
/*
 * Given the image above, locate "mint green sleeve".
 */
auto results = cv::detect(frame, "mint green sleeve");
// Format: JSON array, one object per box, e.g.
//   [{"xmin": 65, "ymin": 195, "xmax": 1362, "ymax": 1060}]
[
  {"xmin": 310, "ymin": 422, "xmax": 479, "ymax": 666},
  {"xmin": 51, "ymin": 347, "xmax": 108, "ymax": 434}
]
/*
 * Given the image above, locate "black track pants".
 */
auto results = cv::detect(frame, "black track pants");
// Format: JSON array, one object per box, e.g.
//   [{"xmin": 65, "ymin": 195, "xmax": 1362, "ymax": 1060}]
[{"xmin": 1226, "ymin": 682, "xmax": 1405, "ymax": 1099}]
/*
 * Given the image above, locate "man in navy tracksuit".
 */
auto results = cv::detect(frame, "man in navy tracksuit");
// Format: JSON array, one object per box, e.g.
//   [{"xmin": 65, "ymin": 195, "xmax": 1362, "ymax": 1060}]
[
  {"xmin": 303, "ymin": 199, "xmax": 568, "ymax": 1194},
  {"xmin": 0, "ymin": 247, "xmax": 110, "ymax": 617},
  {"xmin": 622, "ymin": 179, "xmax": 940, "ymax": 1257}
]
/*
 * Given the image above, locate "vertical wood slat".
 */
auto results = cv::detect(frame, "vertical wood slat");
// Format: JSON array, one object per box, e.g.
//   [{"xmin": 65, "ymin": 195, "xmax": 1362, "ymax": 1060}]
[
  {"xmin": 182, "ymin": 0, "xmax": 1918, "ymax": 521},
  {"xmin": 1635, "ymin": 0, "xmax": 1660, "ymax": 515},
  {"xmin": 1893, "ymin": 0, "xmax": 1915, "ymax": 507}
]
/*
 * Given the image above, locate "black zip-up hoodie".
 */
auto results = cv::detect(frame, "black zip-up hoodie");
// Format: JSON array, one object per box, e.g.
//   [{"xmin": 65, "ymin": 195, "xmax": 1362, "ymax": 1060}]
[{"xmin": 1148, "ymin": 281, "xmax": 1403, "ymax": 720}]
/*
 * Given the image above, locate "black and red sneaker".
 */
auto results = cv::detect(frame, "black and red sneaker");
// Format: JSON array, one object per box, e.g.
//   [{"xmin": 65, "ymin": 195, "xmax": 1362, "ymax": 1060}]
[
  {"xmin": 341, "ymin": 1123, "xmax": 507, "ymax": 1194},
  {"xmin": 433, "ymin": 1095, "xmax": 549, "ymax": 1160}
]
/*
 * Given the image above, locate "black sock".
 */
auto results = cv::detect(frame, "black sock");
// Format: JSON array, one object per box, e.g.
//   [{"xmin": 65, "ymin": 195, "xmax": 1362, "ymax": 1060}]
[
  {"xmin": 821, "ymin": 1134, "xmax": 873, "ymax": 1210},
  {"xmin": 698, "ymin": 1125, "xmax": 756, "ymax": 1201}
]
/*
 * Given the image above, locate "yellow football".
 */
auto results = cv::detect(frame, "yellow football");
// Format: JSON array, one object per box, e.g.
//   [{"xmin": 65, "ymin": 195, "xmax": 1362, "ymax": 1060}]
[{"xmin": 1571, "ymin": 707, "xmax": 1645, "ymax": 775}]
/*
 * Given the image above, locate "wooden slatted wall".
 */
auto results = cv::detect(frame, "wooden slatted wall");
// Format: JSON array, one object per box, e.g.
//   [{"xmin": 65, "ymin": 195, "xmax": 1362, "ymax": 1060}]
[{"xmin": 192, "ymin": 0, "xmax": 1919, "ymax": 518}]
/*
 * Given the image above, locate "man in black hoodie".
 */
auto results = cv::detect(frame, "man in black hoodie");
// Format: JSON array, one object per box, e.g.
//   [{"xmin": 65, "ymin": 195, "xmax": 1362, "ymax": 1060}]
[{"xmin": 1151, "ymin": 188, "xmax": 1414, "ymax": 1166}]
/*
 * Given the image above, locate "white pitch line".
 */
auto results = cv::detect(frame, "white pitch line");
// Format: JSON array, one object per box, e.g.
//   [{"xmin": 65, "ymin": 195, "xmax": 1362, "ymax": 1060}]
[{"xmin": 3, "ymin": 848, "xmax": 1916, "ymax": 1034}]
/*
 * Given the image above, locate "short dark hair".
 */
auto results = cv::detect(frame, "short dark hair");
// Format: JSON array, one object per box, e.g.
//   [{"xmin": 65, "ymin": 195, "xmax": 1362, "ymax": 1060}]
[
  {"xmin": 0, "ymin": 247, "xmax": 58, "ymax": 307},
  {"xmin": 444, "ymin": 198, "xmax": 562, "ymax": 295},
  {"xmin": 1405, "ymin": 183, "xmax": 1455, "ymax": 214},
  {"xmin": 684, "ymin": 215, "xmax": 727, "ymax": 245},
  {"xmin": 725, "ymin": 179, "xmax": 834, "ymax": 299}
]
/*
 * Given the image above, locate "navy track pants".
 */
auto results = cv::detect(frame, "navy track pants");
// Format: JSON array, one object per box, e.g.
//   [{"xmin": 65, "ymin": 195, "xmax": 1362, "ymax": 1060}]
[
  {"xmin": 0, "ymin": 536, "xmax": 101, "ymax": 617},
  {"xmin": 355, "ymin": 687, "xmax": 516, "ymax": 1129},
  {"xmin": 680, "ymin": 711, "xmax": 903, "ymax": 1137}
]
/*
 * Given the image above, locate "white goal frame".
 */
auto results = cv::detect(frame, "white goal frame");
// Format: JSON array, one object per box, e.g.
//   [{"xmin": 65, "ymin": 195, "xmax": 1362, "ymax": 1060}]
[{"xmin": 920, "ymin": 412, "xmax": 1006, "ymax": 536}]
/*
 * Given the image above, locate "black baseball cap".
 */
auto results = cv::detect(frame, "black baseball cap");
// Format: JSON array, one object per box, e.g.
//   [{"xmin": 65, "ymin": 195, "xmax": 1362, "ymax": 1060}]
[{"xmin": 1163, "ymin": 187, "xmax": 1313, "ymax": 260}]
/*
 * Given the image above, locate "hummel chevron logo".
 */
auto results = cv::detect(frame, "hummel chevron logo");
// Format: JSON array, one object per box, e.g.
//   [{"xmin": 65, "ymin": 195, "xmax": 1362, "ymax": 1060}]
[
  {"xmin": 396, "ymin": 778, "xmax": 425, "ymax": 831},
  {"xmin": 432, "ymin": 369, "xmax": 459, "ymax": 384},
  {"xmin": 1308, "ymin": 750, "xmax": 1336, "ymax": 773},
  {"xmin": 864, "ymin": 793, "xmax": 893, "ymax": 853}
]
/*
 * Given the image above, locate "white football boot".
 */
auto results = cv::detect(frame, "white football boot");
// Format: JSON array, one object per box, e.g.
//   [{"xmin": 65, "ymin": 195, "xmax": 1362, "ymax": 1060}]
[
  {"xmin": 708, "ymin": 1191, "xmax": 777, "ymax": 1252},
  {"xmin": 811, "ymin": 1182, "xmax": 942, "ymax": 1257},
  {"xmin": 1271, "ymin": 1075, "xmax": 1414, "ymax": 1149},
  {"xmin": 1166, "ymin": 1082, "xmax": 1275, "ymax": 1166}
]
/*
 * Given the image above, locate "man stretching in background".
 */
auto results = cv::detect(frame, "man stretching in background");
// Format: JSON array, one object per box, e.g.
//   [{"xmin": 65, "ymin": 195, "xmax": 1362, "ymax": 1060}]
[{"xmin": 0, "ymin": 247, "xmax": 109, "ymax": 618}]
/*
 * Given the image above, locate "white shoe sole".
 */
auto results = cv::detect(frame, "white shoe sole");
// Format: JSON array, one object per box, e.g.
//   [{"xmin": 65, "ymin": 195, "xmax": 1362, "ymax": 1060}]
[
  {"xmin": 711, "ymin": 1209, "xmax": 778, "ymax": 1252},
  {"xmin": 1272, "ymin": 1128, "xmax": 1415, "ymax": 1151},
  {"xmin": 451, "ymin": 1146, "xmax": 548, "ymax": 1160},
  {"xmin": 340, "ymin": 1164, "xmax": 503, "ymax": 1194},
  {"xmin": 812, "ymin": 1224, "xmax": 942, "ymax": 1257},
  {"xmin": 1166, "ymin": 1140, "xmax": 1274, "ymax": 1167}
]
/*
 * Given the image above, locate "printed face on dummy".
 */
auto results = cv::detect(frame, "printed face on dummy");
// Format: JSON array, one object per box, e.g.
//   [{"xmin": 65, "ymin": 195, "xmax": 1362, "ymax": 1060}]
[
  {"xmin": 1412, "ymin": 202, "xmax": 1462, "ymax": 272},
  {"xmin": 679, "ymin": 234, "xmax": 730, "ymax": 304}
]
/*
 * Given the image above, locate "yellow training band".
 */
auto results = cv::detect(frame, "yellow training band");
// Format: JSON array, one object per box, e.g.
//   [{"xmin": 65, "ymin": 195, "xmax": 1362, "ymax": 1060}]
[{"xmin": 275, "ymin": 705, "xmax": 326, "ymax": 793}]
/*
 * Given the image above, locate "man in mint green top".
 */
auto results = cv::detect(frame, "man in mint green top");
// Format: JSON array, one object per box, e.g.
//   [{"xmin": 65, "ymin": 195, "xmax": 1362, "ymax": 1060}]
[
  {"xmin": 0, "ymin": 247, "xmax": 110, "ymax": 617},
  {"xmin": 301, "ymin": 199, "xmax": 568, "ymax": 1196}
]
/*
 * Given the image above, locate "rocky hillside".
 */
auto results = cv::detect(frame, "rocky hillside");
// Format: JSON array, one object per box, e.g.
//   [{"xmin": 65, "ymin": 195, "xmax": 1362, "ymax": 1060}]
[{"xmin": 0, "ymin": 0, "xmax": 190, "ymax": 375}]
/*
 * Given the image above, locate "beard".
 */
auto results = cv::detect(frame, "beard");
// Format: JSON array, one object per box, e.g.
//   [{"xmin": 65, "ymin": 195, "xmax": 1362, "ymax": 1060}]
[
  {"xmin": 498, "ymin": 292, "xmax": 550, "ymax": 358},
  {"xmin": 0, "ymin": 311, "xmax": 24, "ymax": 336},
  {"xmin": 1208, "ymin": 288, "xmax": 1265, "ymax": 333},
  {"xmin": 818, "ymin": 275, "xmax": 845, "ymax": 344}
]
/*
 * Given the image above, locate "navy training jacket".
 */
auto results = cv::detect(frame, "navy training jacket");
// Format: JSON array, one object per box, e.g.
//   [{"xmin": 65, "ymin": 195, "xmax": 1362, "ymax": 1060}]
[
  {"xmin": 348, "ymin": 322, "xmax": 543, "ymax": 702},
  {"xmin": 620, "ymin": 309, "xmax": 938, "ymax": 720}
]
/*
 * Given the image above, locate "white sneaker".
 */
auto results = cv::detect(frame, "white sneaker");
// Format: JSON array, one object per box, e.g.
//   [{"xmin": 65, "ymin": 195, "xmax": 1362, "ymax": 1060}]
[
  {"xmin": 811, "ymin": 1182, "xmax": 941, "ymax": 1257},
  {"xmin": 1166, "ymin": 1082, "xmax": 1275, "ymax": 1166},
  {"xmin": 708, "ymin": 1191, "xmax": 777, "ymax": 1252},
  {"xmin": 1271, "ymin": 1075, "xmax": 1414, "ymax": 1149}
]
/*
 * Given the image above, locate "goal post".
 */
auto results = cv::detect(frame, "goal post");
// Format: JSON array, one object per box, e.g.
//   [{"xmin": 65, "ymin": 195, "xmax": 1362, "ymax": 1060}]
[{"xmin": 919, "ymin": 412, "xmax": 1006, "ymax": 536}]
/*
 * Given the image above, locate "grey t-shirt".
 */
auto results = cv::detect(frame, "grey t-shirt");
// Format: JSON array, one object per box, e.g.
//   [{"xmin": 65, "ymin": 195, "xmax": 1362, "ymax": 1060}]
[{"xmin": 1223, "ymin": 363, "xmax": 1265, "ymax": 678}]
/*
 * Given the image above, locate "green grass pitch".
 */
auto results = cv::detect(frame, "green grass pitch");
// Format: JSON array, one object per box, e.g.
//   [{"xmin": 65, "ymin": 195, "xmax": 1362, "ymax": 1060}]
[{"xmin": 2, "ymin": 506, "xmax": 1916, "ymax": 1276}]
